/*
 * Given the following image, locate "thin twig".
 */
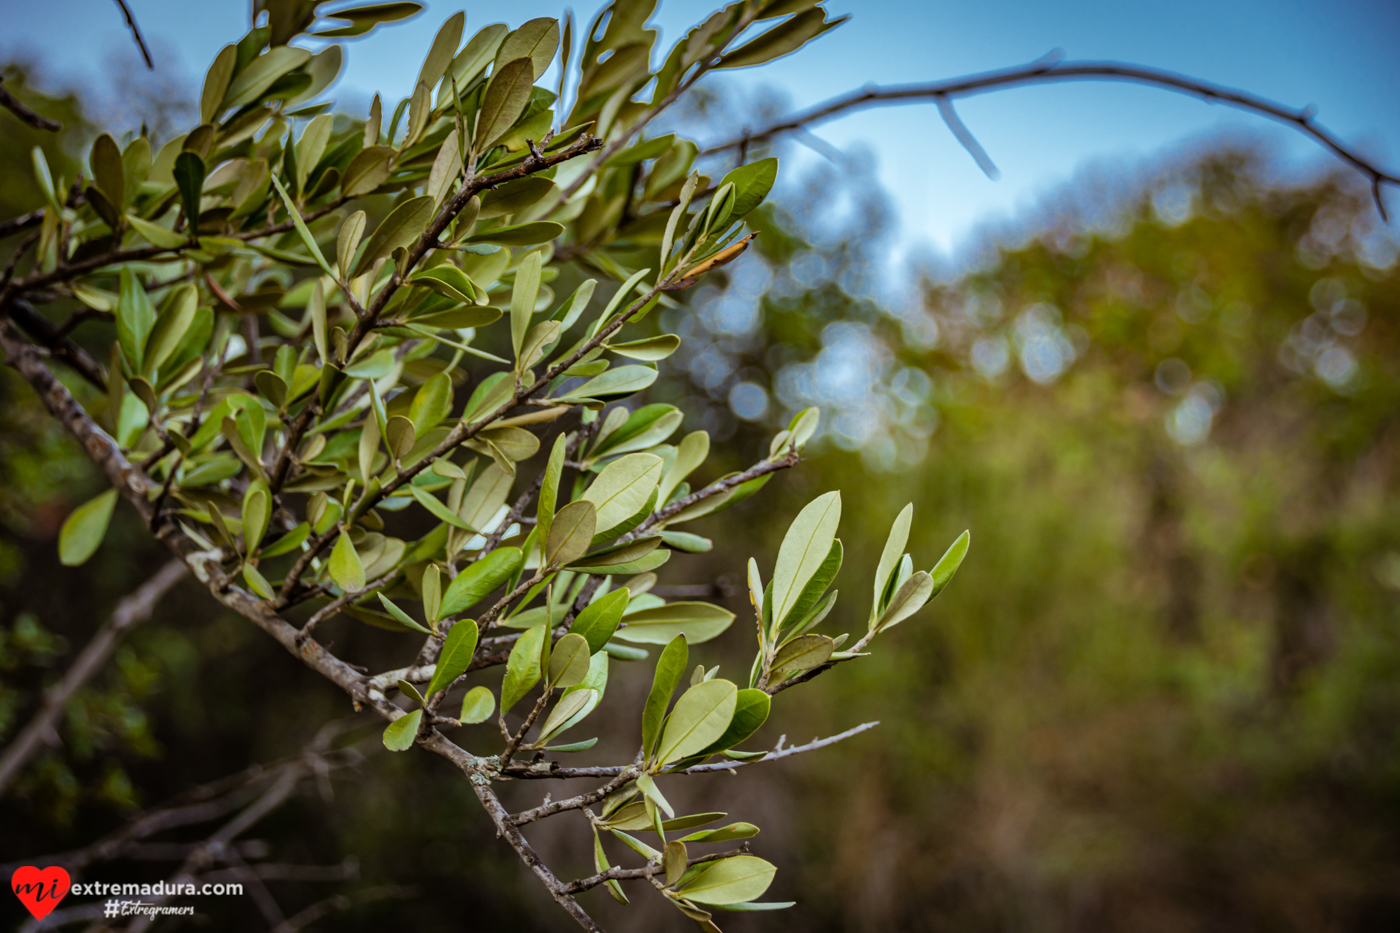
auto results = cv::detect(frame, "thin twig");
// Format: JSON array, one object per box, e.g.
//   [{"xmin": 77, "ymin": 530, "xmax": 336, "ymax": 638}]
[
  {"xmin": 110, "ymin": 0, "xmax": 154, "ymax": 69},
  {"xmin": 0, "ymin": 560, "xmax": 185, "ymax": 794},
  {"xmin": 0, "ymin": 77, "xmax": 61, "ymax": 131},
  {"xmin": 702, "ymin": 57, "xmax": 1400, "ymax": 218}
]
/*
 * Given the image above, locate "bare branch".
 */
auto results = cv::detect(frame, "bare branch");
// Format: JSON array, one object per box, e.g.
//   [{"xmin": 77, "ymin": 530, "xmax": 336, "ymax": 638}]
[
  {"xmin": 0, "ymin": 560, "xmax": 185, "ymax": 795},
  {"xmin": 501, "ymin": 721, "xmax": 880, "ymax": 781},
  {"xmin": 0, "ymin": 77, "xmax": 61, "ymax": 131},
  {"xmin": 935, "ymin": 96, "xmax": 1000, "ymax": 180},
  {"xmin": 510, "ymin": 764, "xmax": 640, "ymax": 826},
  {"xmin": 702, "ymin": 57, "xmax": 1400, "ymax": 217},
  {"xmin": 110, "ymin": 0, "xmax": 154, "ymax": 70},
  {"xmin": 6, "ymin": 298, "xmax": 106, "ymax": 390}
]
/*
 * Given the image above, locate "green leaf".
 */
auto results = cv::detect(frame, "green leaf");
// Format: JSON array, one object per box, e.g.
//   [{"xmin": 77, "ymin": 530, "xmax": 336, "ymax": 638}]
[
  {"xmin": 329, "ymin": 533, "xmax": 366, "ymax": 592},
  {"xmin": 605, "ymin": 334, "xmax": 680, "ymax": 361},
  {"xmin": 458, "ymin": 462, "xmax": 513, "ymax": 531},
  {"xmin": 58, "ymin": 489, "xmax": 118, "ymax": 566},
  {"xmin": 439, "ymin": 547, "xmax": 523, "ymax": 617},
  {"xmin": 581, "ymin": 453, "xmax": 663, "ymax": 535},
  {"xmin": 873, "ymin": 503, "xmax": 913, "ymax": 619},
  {"xmin": 678, "ymin": 822, "xmax": 760, "ymax": 844},
  {"xmin": 776, "ymin": 538, "xmax": 841, "ymax": 634},
  {"xmin": 172, "ymin": 150, "xmax": 206, "ymax": 235},
  {"xmin": 875, "ymin": 570, "xmax": 933, "ymax": 633},
  {"xmin": 495, "ymin": 17, "xmax": 560, "ymax": 79},
  {"xmin": 480, "ymin": 176, "xmax": 556, "ymax": 219},
  {"xmin": 715, "ymin": 9, "xmax": 845, "ymax": 70},
  {"xmin": 501, "ymin": 624, "xmax": 546, "ymax": 712},
  {"xmin": 929, "ymin": 530, "xmax": 971, "ymax": 599},
  {"xmin": 342, "ymin": 146, "xmax": 396, "ymax": 198},
  {"xmin": 200, "ymin": 44, "xmax": 237, "ymax": 122},
  {"xmin": 426, "ymin": 620, "xmax": 480, "ymax": 697},
  {"xmin": 407, "ymin": 265, "xmax": 477, "ymax": 303},
  {"xmin": 241, "ymin": 484, "xmax": 271, "ymax": 554},
  {"xmin": 615, "ymin": 601, "xmax": 734, "ymax": 646},
  {"xmin": 376, "ymin": 594, "xmax": 433, "ymax": 634},
  {"xmin": 242, "ymin": 563, "xmax": 275, "ymax": 599},
  {"xmin": 570, "ymin": 587, "xmax": 629, "ymax": 653},
  {"xmin": 418, "ymin": 11, "xmax": 465, "ymax": 90},
  {"xmin": 677, "ymin": 855, "xmax": 777, "ymax": 906},
  {"xmin": 352, "ymin": 195, "xmax": 434, "ymax": 277},
  {"xmin": 268, "ymin": 173, "xmax": 336, "ymax": 279},
  {"xmin": 116, "ymin": 268, "xmax": 156, "ymax": 371},
  {"xmin": 716, "ymin": 157, "xmax": 778, "ymax": 218},
  {"xmin": 260, "ymin": 522, "xmax": 310, "ymax": 558},
  {"xmin": 466, "ymin": 221, "xmax": 565, "ymax": 247},
  {"xmin": 126, "ymin": 213, "xmax": 187, "ymax": 249},
  {"xmin": 382, "ymin": 708, "xmax": 423, "ymax": 751},
  {"xmin": 564, "ymin": 364, "xmax": 658, "ymax": 403},
  {"xmin": 143, "ymin": 284, "xmax": 199, "ymax": 379},
  {"xmin": 510, "ymin": 250, "xmax": 542, "ymax": 360},
  {"xmin": 548, "ymin": 632, "xmax": 591, "ymax": 688},
  {"xmin": 90, "ymin": 134, "xmax": 125, "ymax": 210},
  {"xmin": 642, "ymin": 634, "xmax": 688, "ymax": 759},
  {"xmin": 536, "ymin": 433, "xmax": 567, "ymax": 551},
  {"xmin": 698, "ymin": 688, "xmax": 769, "ymax": 757},
  {"xmin": 771, "ymin": 633, "xmax": 835, "ymax": 674},
  {"xmin": 410, "ymin": 484, "xmax": 473, "ymax": 531},
  {"xmin": 409, "ymin": 372, "xmax": 454, "ymax": 434},
  {"xmin": 656, "ymin": 679, "xmax": 738, "ymax": 766},
  {"xmin": 295, "ymin": 114, "xmax": 334, "ymax": 193},
  {"xmin": 536, "ymin": 687, "xmax": 597, "ymax": 742},
  {"xmin": 770, "ymin": 491, "xmax": 841, "ymax": 632},
  {"xmin": 224, "ymin": 46, "xmax": 313, "ymax": 108},
  {"xmin": 545, "ymin": 500, "xmax": 596, "ymax": 568},
  {"xmin": 475, "ymin": 57, "xmax": 534, "ymax": 151},
  {"xmin": 459, "ymin": 685, "xmax": 495, "ymax": 723}
]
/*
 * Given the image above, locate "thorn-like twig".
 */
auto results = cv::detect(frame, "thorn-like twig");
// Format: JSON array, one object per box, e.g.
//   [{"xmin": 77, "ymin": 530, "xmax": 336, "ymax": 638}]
[{"xmin": 111, "ymin": 0, "xmax": 154, "ymax": 70}]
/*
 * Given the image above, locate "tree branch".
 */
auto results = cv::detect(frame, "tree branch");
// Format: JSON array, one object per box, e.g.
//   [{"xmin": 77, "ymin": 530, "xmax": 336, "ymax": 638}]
[
  {"xmin": 110, "ymin": 0, "xmax": 154, "ymax": 70},
  {"xmin": 0, "ymin": 77, "xmax": 61, "ymax": 131},
  {"xmin": 702, "ymin": 56, "xmax": 1400, "ymax": 219},
  {"xmin": 0, "ymin": 559, "xmax": 185, "ymax": 795}
]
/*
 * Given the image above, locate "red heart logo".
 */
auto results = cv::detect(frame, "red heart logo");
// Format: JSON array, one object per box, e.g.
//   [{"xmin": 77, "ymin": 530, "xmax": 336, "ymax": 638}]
[{"xmin": 11, "ymin": 866, "xmax": 70, "ymax": 921}]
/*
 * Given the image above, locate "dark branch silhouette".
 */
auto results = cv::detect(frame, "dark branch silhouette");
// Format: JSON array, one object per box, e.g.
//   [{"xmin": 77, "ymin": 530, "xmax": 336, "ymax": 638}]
[{"xmin": 703, "ymin": 55, "xmax": 1400, "ymax": 220}]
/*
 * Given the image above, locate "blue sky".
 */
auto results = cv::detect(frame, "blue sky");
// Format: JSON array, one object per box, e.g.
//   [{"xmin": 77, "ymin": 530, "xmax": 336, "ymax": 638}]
[{"xmin": 6, "ymin": 0, "xmax": 1398, "ymax": 261}]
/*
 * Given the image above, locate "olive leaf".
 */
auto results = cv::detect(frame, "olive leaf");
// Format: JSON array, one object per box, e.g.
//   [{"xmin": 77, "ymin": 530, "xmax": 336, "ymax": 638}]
[
  {"xmin": 58, "ymin": 489, "xmax": 119, "ymax": 567},
  {"xmin": 655, "ymin": 679, "xmax": 738, "ymax": 766},
  {"xmin": 426, "ymin": 620, "xmax": 480, "ymax": 697}
]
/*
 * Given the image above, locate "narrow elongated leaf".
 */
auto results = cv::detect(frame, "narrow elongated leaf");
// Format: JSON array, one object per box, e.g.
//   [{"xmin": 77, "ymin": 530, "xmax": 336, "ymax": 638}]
[
  {"xmin": 770, "ymin": 491, "xmax": 841, "ymax": 631},
  {"xmin": 511, "ymin": 249, "xmax": 542, "ymax": 360},
  {"xmin": 466, "ymin": 221, "xmax": 565, "ymax": 247},
  {"xmin": 495, "ymin": 17, "xmax": 559, "ymax": 78},
  {"xmin": 536, "ymin": 433, "xmax": 566, "ymax": 550},
  {"xmin": 58, "ymin": 489, "xmax": 118, "ymax": 566},
  {"xmin": 242, "ymin": 485, "xmax": 271, "ymax": 554},
  {"xmin": 642, "ymin": 635, "xmax": 688, "ymax": 759},
  {"xmin": 426, "ymin": 620, "xmax": 480, "ymax": 697},
  {"xmin": 353, "ymin": 195, "xmax": 434, "ymax": 277},
  {"xmin": 439, "ymin": 547, "xmax": 523, "ymax": 617},
  {"xmin": 475, "ymin": 57, "xmax": 533, "ymax": 151},
  {"xmin": 224, "ymin": 46, "xmax": 313, "ymax": 108},
  {"xmin": 418, "ymin": 11, "xmax": 465, "ymax": 91},
  {"xmin": 715, "ymin": 9, "xmax": 843, "ymax": 69},
  {"xmin": 459, "ymin": 462, "xmax": 512, "ymax": 531},
  {"xmin": 658, "ymin": 430, "xmax": 708, "ymax": 506},
  {"xmin": 536, "ymin": 687, "xmax": 596, "ymax": 742},
  {"xmin": 268, "ymin": 173, "xmax": 336, "ymax": 279},
  {"xmin": 929, "ymin": 530, "xmax": 971, "ymax": 599},
  {"xmin": 698, "ymin": 689, "xmax": 770, "ymax": 756},
  {"xmin": 656, "ymin": 679, "xmax": 738, "ymax": 765},
  {"xmin": 501, "ymin": 624, "xmax": 546, "ymax": 712},
  {"xmin": 200, "ymin": 44, "xmax": 238, "ymax": 122},
  {"xmin": 116, "ymin": 268, "xmax": 156, "ymax": 373},
  {"xmin": 873, "ymin": 504, "xmax": 913, "ymax": 618},
  {"xmin": 875, "ymin": 570, "xmax": 933, "ymax": 633},
  {"xmin": 615, "ymin": 601, "xmax": 734, "ymax": 645}
]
